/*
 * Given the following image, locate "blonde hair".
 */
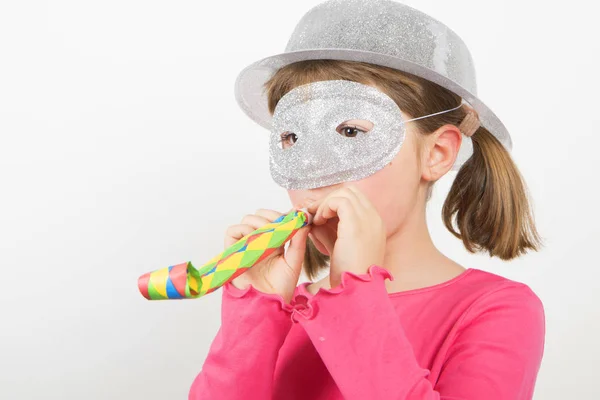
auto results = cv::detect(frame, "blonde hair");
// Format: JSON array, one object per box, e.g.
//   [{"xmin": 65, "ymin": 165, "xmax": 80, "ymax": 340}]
[{"xmin": 263, "ymin": 59, "xmax": 543, "ymax": 280}]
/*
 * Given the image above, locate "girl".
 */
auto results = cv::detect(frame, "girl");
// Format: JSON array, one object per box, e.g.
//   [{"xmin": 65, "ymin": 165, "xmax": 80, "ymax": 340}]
[{"xmin": 190, "ymin": 1, "xmax": 545, "ymax": 399}]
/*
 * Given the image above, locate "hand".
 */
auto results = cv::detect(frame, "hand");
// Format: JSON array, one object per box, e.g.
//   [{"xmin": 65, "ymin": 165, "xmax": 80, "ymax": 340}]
[
  {"xmin": 306, "ymin": 185, "xmax": 386, "ymax": 288},
  {"xmin": 225, "ymin": 206, "xmax": 312, "ymax": 304}
]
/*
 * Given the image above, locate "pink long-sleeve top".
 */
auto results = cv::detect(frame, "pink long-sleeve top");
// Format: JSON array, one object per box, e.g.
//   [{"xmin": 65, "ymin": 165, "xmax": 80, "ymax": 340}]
[{"xmin": 189, "ymin": 265, "xmax": 546, "ymax": 399}]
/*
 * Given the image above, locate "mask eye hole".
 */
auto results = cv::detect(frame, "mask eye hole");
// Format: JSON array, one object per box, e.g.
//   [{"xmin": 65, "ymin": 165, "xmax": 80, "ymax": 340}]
[
  {"xmin": 336, "ymin": 120, "xmax": 373, "ymax": 138},
  {"xmin": 279, "ymin": 131, "xmax": 298, "ymax": 149}
]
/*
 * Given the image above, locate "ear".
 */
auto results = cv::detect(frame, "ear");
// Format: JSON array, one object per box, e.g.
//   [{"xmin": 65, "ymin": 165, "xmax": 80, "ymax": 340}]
[{"xmin": 421, "ymin": 124, "xmax": 462, "ymax": 182}]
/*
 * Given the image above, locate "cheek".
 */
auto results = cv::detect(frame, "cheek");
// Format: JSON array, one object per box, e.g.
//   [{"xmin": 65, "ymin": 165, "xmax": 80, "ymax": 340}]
[
  {"xmin": 350, "ymin": 147, "xmax": 421, "ymax": 233},
  {"xmin": 287, "ymin": 189, "xmax": 312, "ymax": 207},
  {"xmin": 353, "ymin": 173, "xmax": 408, "ymax": 227}
]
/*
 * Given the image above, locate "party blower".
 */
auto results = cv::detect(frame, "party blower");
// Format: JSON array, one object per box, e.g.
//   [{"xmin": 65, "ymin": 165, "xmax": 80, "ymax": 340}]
[{"xmin": 137, "ymin": 208, "xmax": 314, "ymax": 300}]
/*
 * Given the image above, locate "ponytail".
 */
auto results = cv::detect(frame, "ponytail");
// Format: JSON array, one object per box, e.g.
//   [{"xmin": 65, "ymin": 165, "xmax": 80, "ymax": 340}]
[
  {"xmin": 442, "ymin": 126, "xmax": 543, "ymax": 259},
  {"xmin": 303, "ymin": 239, "xmax": 330, "ymax": 280}
]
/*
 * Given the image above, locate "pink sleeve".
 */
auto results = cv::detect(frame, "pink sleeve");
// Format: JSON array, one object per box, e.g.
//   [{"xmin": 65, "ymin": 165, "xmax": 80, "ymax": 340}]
[
  {"xmin": 188, "ymin": 282, "xmax": 294, "ymax": 400},
  {"xmin": 290, "ymin": 265, "xmax": 546, "ymax": 400}
]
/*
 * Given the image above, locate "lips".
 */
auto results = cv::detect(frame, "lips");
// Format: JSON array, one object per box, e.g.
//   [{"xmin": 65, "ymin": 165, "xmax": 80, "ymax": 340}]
[{"xmin": 308, "ymin": 215, "xmax": 339, "ymax": 257}]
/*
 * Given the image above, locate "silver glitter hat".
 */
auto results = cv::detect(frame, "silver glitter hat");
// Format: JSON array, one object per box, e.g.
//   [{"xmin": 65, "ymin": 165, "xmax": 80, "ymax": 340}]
[{"xmin": 234, "ymin": 0, "xmax": 513, "ymax": 170}]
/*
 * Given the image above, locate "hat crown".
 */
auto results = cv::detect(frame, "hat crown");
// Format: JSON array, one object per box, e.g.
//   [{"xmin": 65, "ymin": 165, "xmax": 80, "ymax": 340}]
[{"xmin": 284, "ymin": 0, "xmax": 477, "ymax": 94}]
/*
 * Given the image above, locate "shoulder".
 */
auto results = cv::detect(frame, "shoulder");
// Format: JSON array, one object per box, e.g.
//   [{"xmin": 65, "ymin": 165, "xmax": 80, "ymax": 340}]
[
  {"xmin": 458, "ymin": 268, "xmax": 546, "ymax": 334},
  {"xmin": 445, "ymin": 269, "xmax": 547, "ymax": 370},
  {"xmin": 465, "ymin": 268, "xmax": 544, "ymax": 303}
]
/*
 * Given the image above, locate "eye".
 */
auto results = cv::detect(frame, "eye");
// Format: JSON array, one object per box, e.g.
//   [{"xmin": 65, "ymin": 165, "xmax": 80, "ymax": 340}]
[
  {"xmin": 336, "ymin": 124, "xmax": 367, "ymax": 138},
  {"xmin": 278, "ymin": 131, "xmax": 298, "ymax": 149}
]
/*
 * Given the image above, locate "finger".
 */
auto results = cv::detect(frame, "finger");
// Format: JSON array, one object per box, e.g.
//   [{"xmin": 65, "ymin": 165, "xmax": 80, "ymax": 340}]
[
  {"xmin": 224, "ymin": 224, "xmax": 255, "ymax": 248},
  {"xmin": 309, "ymin": 225, "xmax": 336, "ymax": 255},
  {"xmin": 345, "ymin": 185, "xmax": 372, "ymax": 210},
  {"xmin": 306, "ymin": 187, "xmax": 364, "ymax": 216},
  {"xmin": 241, "ymin": 214, "xmax": 275, "ymax": 228},
  {"xmin": 345, "ymin": 186, "xmax": 383, "ymax": 229},
  {"xmin": 313, "ymin": 189, "xmax": 364, "ymax": 225},
  {"xmin": 285, "ymin": 225, "xmax": 311, "ymax": 273},
  {"xmin": 314, "ymin": 196, "xmax": 358, "ymax": 226}
]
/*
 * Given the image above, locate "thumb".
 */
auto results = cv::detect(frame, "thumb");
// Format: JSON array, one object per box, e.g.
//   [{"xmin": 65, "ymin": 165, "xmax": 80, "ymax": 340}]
[{"xmin": 284, "ymin": 226, "xmax": 310, "ymax": 274}]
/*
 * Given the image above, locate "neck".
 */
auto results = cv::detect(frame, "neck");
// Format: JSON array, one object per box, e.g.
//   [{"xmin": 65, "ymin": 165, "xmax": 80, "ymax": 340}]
[{"xmin": 381, "ymin": 194, "xmax": 458, "ymax": 290}]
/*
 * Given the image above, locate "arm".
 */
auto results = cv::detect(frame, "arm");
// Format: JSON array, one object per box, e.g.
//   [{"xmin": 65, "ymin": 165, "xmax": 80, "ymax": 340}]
[
  {"xmin": 291, "ymin": 265, "xmax": 546, "ymax": 400},
  {"xmin": 189, "ymin": 282, "xmax": 294, "ymax": 400}
]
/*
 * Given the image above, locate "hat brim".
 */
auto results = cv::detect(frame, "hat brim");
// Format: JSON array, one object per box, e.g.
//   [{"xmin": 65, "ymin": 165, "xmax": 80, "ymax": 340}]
[{"xmin": 234, "ymin": 48, "xmax": 512, "ymax": 168}]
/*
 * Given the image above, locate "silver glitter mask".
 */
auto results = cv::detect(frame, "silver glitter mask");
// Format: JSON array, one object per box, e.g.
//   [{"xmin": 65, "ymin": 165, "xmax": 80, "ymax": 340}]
[{"xmin": 269, "ymin": 79, "xmax": 462, "ymax": 190}]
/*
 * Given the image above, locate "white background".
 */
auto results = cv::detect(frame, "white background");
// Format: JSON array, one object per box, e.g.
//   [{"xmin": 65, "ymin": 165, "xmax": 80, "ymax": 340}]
[{"xmin": 1, "ymin": 0, "xmax": 598, "ymax": 399}]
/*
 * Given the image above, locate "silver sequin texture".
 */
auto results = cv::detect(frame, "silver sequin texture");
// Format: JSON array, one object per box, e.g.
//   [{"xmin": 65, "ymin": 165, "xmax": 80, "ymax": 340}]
[
  {"xmin": 270, "ymin": 80, "xmax": 405, "ymax": 190},
  {"xmin": 234, "ymin": 0, "xmax": 512, "ymax": 171}
]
